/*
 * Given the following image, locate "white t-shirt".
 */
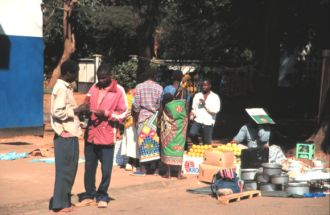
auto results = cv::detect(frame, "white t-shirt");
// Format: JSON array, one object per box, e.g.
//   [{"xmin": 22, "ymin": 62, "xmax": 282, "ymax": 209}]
[{"xmin": 191, "ymin": 91, "xmax": 221, "ymax": 126}]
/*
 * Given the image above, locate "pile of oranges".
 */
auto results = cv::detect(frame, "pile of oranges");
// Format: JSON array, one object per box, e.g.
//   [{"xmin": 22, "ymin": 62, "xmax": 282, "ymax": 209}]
[
  {"xmin": 187, "ymin": 144, "xmax": 213, "ymax": 157},
  {"xmin": 216, "ymin": 142, "xmax": 242, "ymax": 164},
  {"xmin": 216, "ymin": 143, "xmax": 242, "ymax": 157}
]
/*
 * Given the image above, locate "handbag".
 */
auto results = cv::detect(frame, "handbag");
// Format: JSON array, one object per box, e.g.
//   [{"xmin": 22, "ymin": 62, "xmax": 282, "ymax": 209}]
[{"xmin": 211, "ymin": 169, "xmax": 241, "ymax": 196}]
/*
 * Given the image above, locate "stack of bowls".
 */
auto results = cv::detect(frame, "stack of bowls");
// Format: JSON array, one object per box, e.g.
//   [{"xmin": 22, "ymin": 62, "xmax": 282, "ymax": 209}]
[
  {"xmin": 258, "ymin": 163, "xmax": 289, "ymax": 192},
  {"xmin": 241, "ymin": 169, "xmax": 259, "ymax": 191}
]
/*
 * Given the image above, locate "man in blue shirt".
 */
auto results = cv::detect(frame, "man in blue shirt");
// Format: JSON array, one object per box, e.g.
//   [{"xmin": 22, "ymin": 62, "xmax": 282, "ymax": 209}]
[{"xmin": 233, "ymin": 121, "xmax": 271, "ymax": 148}]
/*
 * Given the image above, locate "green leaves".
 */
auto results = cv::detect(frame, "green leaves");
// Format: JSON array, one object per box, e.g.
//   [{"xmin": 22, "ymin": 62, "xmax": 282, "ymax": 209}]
[{"xmin": 113, "ymin": 59, "xmax": 138, "ymax": 90}]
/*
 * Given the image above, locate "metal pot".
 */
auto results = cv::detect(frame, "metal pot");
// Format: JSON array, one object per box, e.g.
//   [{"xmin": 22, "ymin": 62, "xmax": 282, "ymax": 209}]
[
  {"xmin": 241, "ymin": 169, "xmax": 258, "ymax": 181},
  {"xmin": 271, "ymin": 174, "xmax": 289, "ymax": 185},
  {"xmin": 262, "ymin": 163, "xmax": 282, "ymax": 176},
  {"xmin": 285, "ymin": 183, "xmax": 310, "ymax": 195},
  {"xmin": 256, "ymin": 173, "xmax": 270, "ymax": 183},
  {"xmin": 259, "ymin": 183, "xmax": 276, "ymax": 192},
  {"xmin": 243, "ymin": 181, "xmax": 258, "ymax": 191}
]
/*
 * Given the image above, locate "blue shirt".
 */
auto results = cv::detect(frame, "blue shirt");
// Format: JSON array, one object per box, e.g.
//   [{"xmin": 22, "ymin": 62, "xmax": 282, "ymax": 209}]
[
  {"xmin": 162, "ymin": 85, "xmax": 191, "ymax": 101},
  {"xmin": 233, "ymin": 124, "xmax": 271, "ymax": 148}
]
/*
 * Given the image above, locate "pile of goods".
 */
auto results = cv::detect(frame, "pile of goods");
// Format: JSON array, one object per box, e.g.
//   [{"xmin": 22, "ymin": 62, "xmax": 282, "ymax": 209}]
[
  {"xmin": 241, "ymin": 163, "xmax": 293, "ymax": 193},
  {"xmin": 183, "ymin": 143, "xmax": 241, "ymax": 176},
  {"xmin": 186, "ymin": 143, "xmax": 242, "ymax": 164},
  {"xmin": 216, "ymin": 143, "xmax": 242, "ymax": 156},
  {"xmin": 215, "ymin": 143, "xmax": 242, "ymax": 165},
  {"xmin": 187, "ymin": 144, "xmax": 213, "ymax": 157}
]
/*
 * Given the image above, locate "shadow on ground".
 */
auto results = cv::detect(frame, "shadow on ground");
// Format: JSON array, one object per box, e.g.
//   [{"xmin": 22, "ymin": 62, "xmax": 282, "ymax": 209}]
[{"xmin": 0, "ymin": 142, "xmax": 33, "ymax": 146}]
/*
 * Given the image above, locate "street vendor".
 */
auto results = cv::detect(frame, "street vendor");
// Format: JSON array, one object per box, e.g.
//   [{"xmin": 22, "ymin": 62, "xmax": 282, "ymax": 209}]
[
  {"xmin": 232, "ymin": 108, "xmax": 273, "ymax": 148},
  {"xmin": 233, "ymin": 108, "xmax": 287, "ymax": 165}
]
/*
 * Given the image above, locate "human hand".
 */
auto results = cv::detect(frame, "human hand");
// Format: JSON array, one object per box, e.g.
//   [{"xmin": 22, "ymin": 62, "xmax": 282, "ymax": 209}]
[
  {"xmin": 199, "ymin": 99, "xmax": 205, "ymax": 106},
  {"xmin": 189, "ymin": 113, "xmax": 195, "ymax": 121},
  {"xmin": 94, "ymin": 109, "xmax": 106, "ymax": 118},
  {"xmin": 262, "ymin": 144, "xmax": 269, "ymax": 149},
  {"xmin": 74, "ymin": 104, "xmax": 89, "ymax": 115},
  {"xmin": 126, "ymin": 110, "xmax": 132, "ymax": 118}
]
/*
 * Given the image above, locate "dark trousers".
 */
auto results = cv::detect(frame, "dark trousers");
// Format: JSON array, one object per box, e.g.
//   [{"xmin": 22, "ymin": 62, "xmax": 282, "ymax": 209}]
[
  {"xmin": 189, "ymin": 121, "xmax": 213, "ymax": 144},
  {"xmin": 49, "ymin": 135, "xmax": 79, "ymax": 210},
  {"xmin": 82, "ymin": 142, "xmax": 114, "ymax": 202}
]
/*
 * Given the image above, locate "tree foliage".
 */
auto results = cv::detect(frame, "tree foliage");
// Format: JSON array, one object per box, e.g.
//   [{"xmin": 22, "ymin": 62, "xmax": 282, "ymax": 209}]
[
  {"xmin": 158, "ymin": 0, "xmax": 255, "ymax": 65},
  {"xmin": 113, "ymin": 59, "xmax": 138, "ymax": 90},
  {"xmin": 42, "ymin": 0, "xmax": 137, "ymax": 78}
]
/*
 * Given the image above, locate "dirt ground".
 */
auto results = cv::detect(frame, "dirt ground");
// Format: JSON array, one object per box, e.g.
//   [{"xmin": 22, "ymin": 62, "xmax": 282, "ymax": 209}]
[{"xmin": 0, "ymin": 94, "xmax": 329, "ymax": 215}]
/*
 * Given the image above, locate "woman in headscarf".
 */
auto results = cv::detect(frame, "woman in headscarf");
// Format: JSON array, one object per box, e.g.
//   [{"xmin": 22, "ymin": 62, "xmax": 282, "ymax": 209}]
[{"xmin": 160, "ymin": 70, "xmax": 190, "ymax": 179}]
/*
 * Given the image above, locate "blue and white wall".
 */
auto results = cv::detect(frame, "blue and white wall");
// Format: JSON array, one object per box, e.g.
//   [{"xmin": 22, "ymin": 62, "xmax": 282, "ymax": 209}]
[{"xmin": 0, "ymin": 0, "xmax": 44, "ymax": 130}]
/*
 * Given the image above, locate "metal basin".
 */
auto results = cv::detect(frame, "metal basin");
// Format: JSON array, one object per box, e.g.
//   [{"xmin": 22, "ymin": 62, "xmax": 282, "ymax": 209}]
[
  {"xmin": 256, "ymin": 173, "xmax": 270, "ymax": 183},
  {"xmin": 243, "ymin": 181, "xmax": 258, "ymax": 191},
  {"xmin": 241, "ymin": 169, "xmax": 258, "ymax": 181},
  {"xmin": 271, "ymin": 174, "xmax": 289, "ymax": 185},
  {"xmin": 259, "ymin": 183, "xmax": 276, "ymax": 192},
  {"xmin": 262, "ymin": 163, "xmax": 282, "ymax": 176},
  {"xmin": 285, "ymin": 183, "xmax": 310, "ymax": 195}
]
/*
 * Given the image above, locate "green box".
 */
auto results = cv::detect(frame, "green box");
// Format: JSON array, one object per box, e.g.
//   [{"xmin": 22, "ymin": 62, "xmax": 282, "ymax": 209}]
[{"xmin": 296, "ymin": 143, "xmax": 315, "ymax": 160}]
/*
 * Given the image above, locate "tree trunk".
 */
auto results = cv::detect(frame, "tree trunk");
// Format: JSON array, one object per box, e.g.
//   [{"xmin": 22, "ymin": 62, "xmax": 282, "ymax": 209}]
[
  {"xmin": 309, "ymin": 50, "xmax": 330, "ymax": 153},
  {"xmin": 46, "ymin": 1, "xmax": 76, "ymax": 88},
  {"xmin": 132, "ymin": 0, "xmax": 161, "ymax": 80},
  {"xmin": 260, "ymin": 0, "xmax": 280, "ymax": 107}
]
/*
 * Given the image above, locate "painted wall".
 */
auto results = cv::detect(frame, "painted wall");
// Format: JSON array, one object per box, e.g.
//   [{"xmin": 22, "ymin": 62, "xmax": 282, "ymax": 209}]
[{"xmin": 0, "ymin": 0, "xmax": 44, "ymax": 130}]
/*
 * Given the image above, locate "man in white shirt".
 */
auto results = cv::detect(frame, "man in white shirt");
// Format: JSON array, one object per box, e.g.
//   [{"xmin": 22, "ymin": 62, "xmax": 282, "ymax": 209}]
[
  {"xmin": 49, "ymin": 60, "xmax": 87, "ymax": 212},
  {"xmin": 189, "ymin": 79, "xmax": 221, "ymax": 144}
]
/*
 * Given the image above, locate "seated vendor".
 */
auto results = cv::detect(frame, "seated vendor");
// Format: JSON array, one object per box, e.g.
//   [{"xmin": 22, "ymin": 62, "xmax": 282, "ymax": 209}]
[
  {"xmin": 233, "ymin": 121, "xmax": 271, "ymax": 148},
  {"xmin": 232, "ymin": 108, "xmax": 273, "ymax": 148},
  {"xmin": 232, "ymin": 108, "xmax": 287, "ymax": 165}
]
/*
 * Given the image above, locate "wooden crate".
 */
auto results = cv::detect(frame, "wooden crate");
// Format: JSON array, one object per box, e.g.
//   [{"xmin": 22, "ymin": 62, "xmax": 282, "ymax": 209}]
[{"xmin": 218, "ymin": 190, "xmax": 261, "ymax": 205}]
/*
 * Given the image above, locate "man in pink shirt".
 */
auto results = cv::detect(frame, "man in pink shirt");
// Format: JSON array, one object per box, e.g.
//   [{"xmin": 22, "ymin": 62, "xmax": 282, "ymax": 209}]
[{"xmin": 77, "ymin": 63, "xmax": 127, "ymax": 208}]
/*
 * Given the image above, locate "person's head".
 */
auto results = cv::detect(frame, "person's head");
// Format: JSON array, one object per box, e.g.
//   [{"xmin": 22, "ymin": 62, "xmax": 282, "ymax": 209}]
[
  {"xmin": 202, "ymin": 79, "xmax": 212, "ymax": 94},
  {"xmin": 96, "ymin": 63, "xmax": 113, "ymax": 88},
  {"xmin": 60, "ymin": 59, "xmax": 79, "ymax": 83},
  {"xmin": 143, "ymin": 67, "xmax": 156, "ymax": 81},
  {"xmin": 193, "ymin": 72, "xmax": 200, "ymax": 82},
  {"xmin": 162, "ymin": 93, "xmax": 174, "ymax": 105},
  {"xmin": 172, "ymin": 70, "xmax": 183, "ymax": 83}
]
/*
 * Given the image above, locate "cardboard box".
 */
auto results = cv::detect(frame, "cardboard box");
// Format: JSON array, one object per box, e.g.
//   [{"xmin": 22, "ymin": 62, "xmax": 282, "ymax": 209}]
[
  {"xmin": 181, "ymin": 154, "xmax": 204, "ymax": 175},
  {"xmin": 198, "ymin": 164, "xmax": 236, "ymax": 183},
  {"xmin": 203, "ymin": 150, "xmax": 235, "ymax": 168}
]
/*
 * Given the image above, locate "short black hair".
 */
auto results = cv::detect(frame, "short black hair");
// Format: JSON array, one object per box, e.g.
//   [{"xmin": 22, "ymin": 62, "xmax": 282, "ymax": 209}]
[
  {"xmin": 172, "ymin": 70, "xmax": 183, "ymax": 82},
  {"xmin": 60, "ymin": 59, "xmax": 79, "ymax": 76},
  {"xmin": 203, "ymin": 78, "xmax": 212, "ymax": 85},
  {"xmin": 97, "ymin": 63, "xmax": 113, "ymax": 75},
  {"xmin": 143, "ymin": 66, "xmax": 155, "ymax": 80}
]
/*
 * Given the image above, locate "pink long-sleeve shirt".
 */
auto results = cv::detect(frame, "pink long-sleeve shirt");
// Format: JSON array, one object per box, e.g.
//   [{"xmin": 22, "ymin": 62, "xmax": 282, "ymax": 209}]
[{"xmin": 85, "ymin": 80, "xmax": 128, "ymax": 145}]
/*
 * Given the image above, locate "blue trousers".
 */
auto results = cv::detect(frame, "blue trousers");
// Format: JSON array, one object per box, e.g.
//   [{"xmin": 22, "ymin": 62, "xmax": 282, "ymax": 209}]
[
  {"xmin": 81, "ymin": 142, "xmax": 114, "ymax": 202},
  {"xmin": 49, "ymin": 135, "xmax": 79, "ymax": 210},
  {"xmin": 189, "ymin": 121, "xmax": 213, "ymax": 144}
]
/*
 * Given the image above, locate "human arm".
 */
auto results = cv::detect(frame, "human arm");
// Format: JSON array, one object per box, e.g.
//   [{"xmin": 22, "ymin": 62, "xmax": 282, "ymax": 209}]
[
  {"xmin": 189, "ymin": 94, "xmax": 198, "ymax": 121},
  {"xmin": 202, "ymin": 94, "xmax": 221, "ymax": 115},
  {"xmin": 233, "ymin": 125, "xmax": 248, "ymax": 144},
  {"xmin": 109, "ymin": 87, "xmax": 128, "ymax": 123},
  {"xmin": 74, "ymin": 95, "xmax": 90, "ymax": 115},
  {"xmin": 52, "ymin": 87, "xmax": 75, "ymax": 121},
  {"xmin": 133, "ymin": 87, "xmax": 141, "ymax": 114},
  {"xmin": 258, "ymin": 125, "xmax": 271, "ymax": 147}
]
